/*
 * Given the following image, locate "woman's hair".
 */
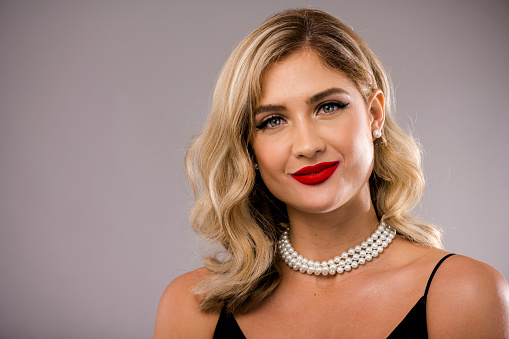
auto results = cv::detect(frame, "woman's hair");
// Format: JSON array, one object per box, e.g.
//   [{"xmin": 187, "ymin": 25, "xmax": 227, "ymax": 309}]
[{"xmin": 185, "ymin": 8, "xmax": 442, "ymax": 313}]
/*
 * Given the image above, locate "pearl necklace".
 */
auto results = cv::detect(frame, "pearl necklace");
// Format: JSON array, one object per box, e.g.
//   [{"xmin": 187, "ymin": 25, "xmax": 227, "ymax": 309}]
[{"xmin": 278, "ymin": 222, "xmax": 396, "ymax": 275}]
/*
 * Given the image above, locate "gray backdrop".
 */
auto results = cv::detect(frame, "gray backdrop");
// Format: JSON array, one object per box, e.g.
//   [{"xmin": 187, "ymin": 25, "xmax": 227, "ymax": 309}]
[{"xmin": 1, "ymin": 0, "xmax": 508, "ymax": 338}]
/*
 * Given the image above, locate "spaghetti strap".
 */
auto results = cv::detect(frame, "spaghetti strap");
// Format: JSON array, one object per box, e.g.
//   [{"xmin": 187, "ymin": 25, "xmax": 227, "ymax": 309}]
[
  {"xmin": 424, "ymin": 253, "xmax": 455, "ymax": 296},
  {"xmin": 388, "ymin": 253, "xmax": 456, "ymax": 337}
]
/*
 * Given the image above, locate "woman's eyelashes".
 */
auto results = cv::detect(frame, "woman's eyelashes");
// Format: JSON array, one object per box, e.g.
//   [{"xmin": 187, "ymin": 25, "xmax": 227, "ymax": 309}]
[
  {"xmin": 255, "ymin": 115, "xmax": 285, "ymax": 130},
  {"xmin": 317, "ymin": 101, "xmax": 349, "ymax": 114},
  {"xmin": 255, "ymin": 101, "xmax": 350, "ymax": 130}
]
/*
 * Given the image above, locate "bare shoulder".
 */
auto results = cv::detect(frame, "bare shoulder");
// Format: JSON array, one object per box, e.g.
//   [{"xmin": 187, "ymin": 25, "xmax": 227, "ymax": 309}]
[
  {"xmin": 426, "ymin": 254, "xmax": 509, "ymax": 338},
  {"xmin": 154, "ymin": 268, "xmax": 219, "ymax": 339}
]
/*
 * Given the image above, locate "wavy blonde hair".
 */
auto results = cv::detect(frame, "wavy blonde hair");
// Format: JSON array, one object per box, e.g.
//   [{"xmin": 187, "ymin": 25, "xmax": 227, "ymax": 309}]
[{"xmin": 185, "ymin": 8, "xmax": 442, "ymax": 314}]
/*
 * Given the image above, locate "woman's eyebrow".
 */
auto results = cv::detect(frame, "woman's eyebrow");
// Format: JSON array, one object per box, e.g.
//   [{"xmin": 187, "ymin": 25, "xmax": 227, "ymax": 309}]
[
  {"xmin": 254, "ymin": 88, "xmax": 349, "ymax": 116},
  {"xmin": 307, "ymin": 88, "xmax": 349, "ymax": 104},
  {"xmin": 253, "ymin": 104, "xmax": 286, "ymax": 116}
]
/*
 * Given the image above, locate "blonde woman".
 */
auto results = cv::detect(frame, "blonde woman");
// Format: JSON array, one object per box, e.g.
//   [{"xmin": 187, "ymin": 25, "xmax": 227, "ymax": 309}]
[{"xmin": 155, "ymin": 9, "xmax": 509, "ymax": 338}]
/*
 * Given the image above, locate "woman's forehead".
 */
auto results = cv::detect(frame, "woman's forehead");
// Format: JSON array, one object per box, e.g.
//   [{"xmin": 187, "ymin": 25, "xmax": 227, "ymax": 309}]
[{"xmin": 258, "ymin": 50, "xmax": 359, "ymax": 106}]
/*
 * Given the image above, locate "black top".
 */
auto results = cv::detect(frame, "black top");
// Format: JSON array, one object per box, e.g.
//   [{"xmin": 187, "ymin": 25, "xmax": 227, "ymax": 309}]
[{"xmin": 214, "ymin": 253, "xmax": 455, "ymax": 339}]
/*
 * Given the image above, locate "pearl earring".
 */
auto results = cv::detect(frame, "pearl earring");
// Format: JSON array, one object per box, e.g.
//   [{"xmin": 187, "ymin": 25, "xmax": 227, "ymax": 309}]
[
  {"xmin": 254, "ymin": 163, "xmax": 259, "ymax": 170},
  {"xmin": 373, "ymin": 129, "xmax": 382, "ymax": 139}
]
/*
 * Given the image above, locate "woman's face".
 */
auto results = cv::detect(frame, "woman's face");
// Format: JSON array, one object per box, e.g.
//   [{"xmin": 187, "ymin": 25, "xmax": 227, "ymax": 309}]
[{"xmin": 252, "ymin": 49, "xmax": 384, "ymax": 216}]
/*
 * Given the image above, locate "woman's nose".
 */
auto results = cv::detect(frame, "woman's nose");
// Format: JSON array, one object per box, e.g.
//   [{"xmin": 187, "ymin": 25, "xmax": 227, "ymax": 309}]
[{"xmin": 291, "ymin": 121, "xmax": 326, "ymax": 158}]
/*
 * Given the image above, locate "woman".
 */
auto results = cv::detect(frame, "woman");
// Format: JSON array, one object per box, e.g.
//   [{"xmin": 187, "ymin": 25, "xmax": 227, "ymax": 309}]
[{"xmin": 155, "ymin": 9, "xmax": 509, "ymax": 338}]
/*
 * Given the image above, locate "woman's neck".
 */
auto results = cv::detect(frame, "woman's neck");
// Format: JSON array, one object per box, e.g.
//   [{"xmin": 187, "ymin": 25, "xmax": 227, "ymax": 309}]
[{"xmin": 285, "ymin": 197, "xmax": 379, "ymax": 262}]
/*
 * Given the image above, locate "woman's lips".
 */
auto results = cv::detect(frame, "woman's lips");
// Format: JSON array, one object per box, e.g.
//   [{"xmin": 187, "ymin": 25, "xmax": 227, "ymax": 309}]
[{"xmin": 291, "ymin": 161, "xmax": 340, "ymax": 185}]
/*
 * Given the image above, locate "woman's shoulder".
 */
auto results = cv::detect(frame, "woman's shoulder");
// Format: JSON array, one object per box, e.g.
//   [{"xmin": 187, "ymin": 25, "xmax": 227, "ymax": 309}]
[
  {"xmin": 425, "ymin": 254, "xmax": 509, "ymax": 337},
  {"xmin": 154, "ymin": 267, "xmax": 220, "ymax": 338}
]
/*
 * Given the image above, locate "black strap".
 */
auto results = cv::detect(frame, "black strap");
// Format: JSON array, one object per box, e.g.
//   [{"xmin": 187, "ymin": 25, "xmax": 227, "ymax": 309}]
[{"xmin": 424, "ymin": 253, "xmax": 455, "ymax": 296}]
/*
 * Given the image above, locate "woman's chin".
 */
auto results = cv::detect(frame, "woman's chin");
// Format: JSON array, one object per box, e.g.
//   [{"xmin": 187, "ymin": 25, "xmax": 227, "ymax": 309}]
[{"xmin": 286, "ymin": 199, "xmax": 345, "ymax": 215}]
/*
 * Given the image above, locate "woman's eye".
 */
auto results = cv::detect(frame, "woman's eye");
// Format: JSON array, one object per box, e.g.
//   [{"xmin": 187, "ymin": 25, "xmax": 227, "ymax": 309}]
[
  {"xmin": 319, "ymin": 101, "xmax": 349, "ymax": 114},
  {"xmin": 267, "ymin": 117, "xmax": 282, "ymax": 127},
  {"xmin": 256, "ymin": 116, "xmax": 284, "ymax": 130},
  {"xmin": 322, "ymin": 104, "xmax": 336, "ymax": 113}
]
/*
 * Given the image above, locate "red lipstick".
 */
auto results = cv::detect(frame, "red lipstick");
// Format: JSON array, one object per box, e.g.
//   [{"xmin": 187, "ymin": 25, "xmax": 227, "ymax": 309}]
[{"xmin": 291, "ymin": 161, "xmax": 339, "ymax": 185}]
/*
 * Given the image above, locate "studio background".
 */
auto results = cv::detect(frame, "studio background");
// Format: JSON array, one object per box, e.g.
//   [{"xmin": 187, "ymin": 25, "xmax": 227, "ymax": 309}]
[{"xmin": 1, "ymin": 0, "xmax": 508, "ymax": 338}]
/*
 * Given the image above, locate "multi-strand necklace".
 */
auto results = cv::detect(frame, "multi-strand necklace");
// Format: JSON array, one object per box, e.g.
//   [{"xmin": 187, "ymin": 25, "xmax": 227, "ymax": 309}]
[{"xmin": 278, "ymin": 222, "xmax": 396, "ymax": 275}]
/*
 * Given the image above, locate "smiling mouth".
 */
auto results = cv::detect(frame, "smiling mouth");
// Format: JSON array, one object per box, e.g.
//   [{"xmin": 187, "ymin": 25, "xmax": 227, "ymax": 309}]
[{"xmin": 291, "ymin": 161, "xmax": 340, "ymax": 185}]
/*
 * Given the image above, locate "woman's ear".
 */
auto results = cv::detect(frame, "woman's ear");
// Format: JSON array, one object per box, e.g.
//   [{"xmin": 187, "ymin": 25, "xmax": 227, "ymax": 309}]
[{"xmin": 368, "ymin": 89, "xmax": 385, "ymax": 140}]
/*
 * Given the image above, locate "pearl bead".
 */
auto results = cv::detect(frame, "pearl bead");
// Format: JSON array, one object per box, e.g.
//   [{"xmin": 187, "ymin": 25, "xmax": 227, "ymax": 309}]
[{"xmin": 279, "ymin": 223, "xmax": 395, "ymax": 276}]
